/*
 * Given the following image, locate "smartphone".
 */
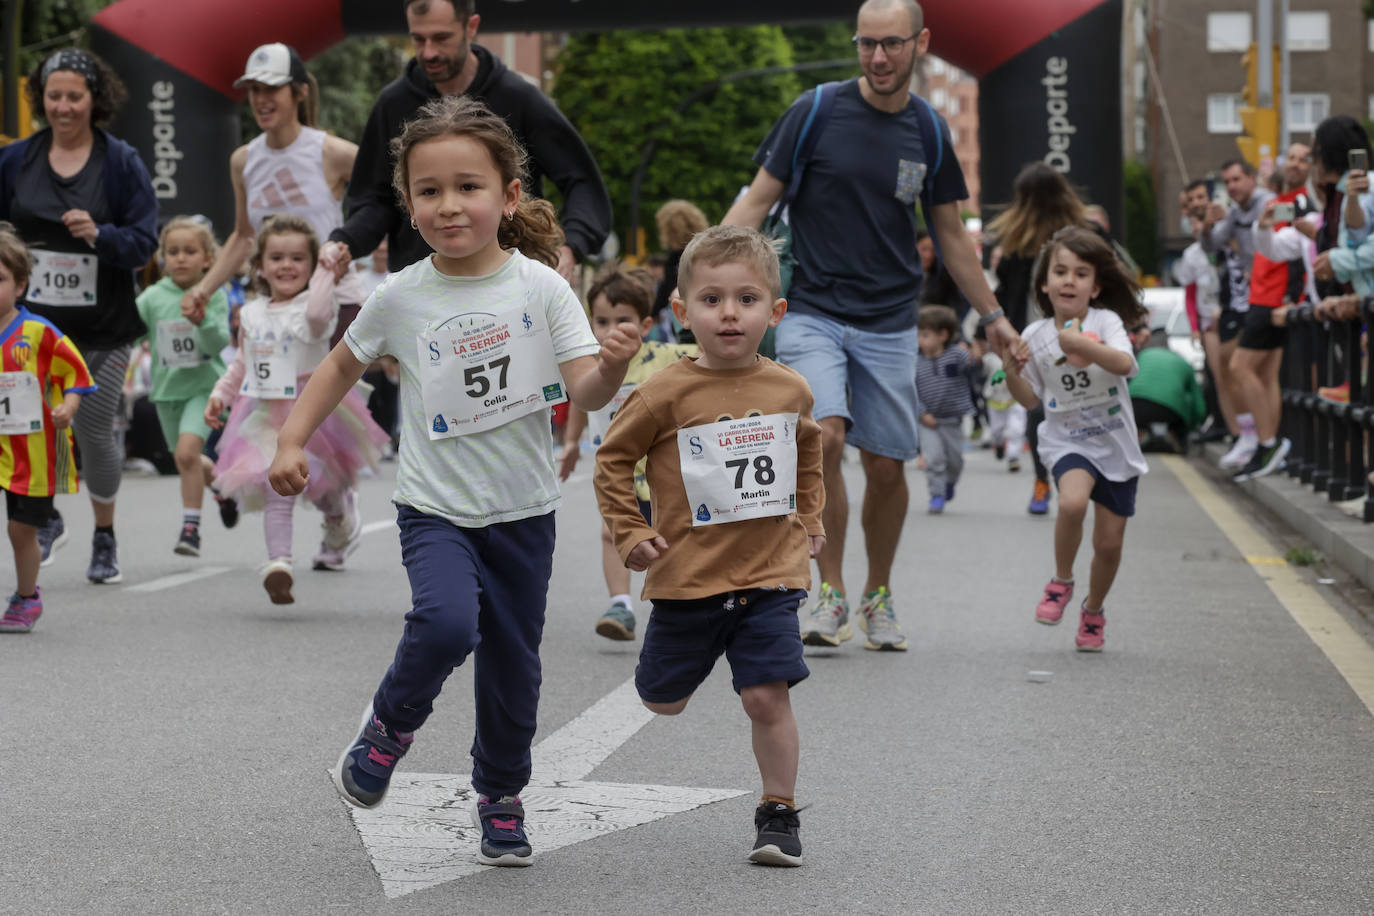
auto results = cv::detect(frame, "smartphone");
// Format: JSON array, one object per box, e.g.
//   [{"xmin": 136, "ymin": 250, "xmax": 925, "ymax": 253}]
[
  {"xmin": 1350, "ymin": 148, "xmax": 1368, "ymax": 172},
  {"xmin": 1272, "ymin": 202, "xmax": 1295, "ymax": 222}
]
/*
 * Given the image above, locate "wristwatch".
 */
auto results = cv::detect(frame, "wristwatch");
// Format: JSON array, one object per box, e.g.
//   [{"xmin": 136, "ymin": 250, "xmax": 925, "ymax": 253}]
[{"xmin": 977, "ymin": 307, "xmax": 1005, "ymax": 328}]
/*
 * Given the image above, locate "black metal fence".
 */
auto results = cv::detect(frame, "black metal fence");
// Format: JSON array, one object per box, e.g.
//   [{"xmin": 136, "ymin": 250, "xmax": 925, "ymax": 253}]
[{"xmin": 1280, "ymin": 301, "xmax": 1372, "ymax": 518}]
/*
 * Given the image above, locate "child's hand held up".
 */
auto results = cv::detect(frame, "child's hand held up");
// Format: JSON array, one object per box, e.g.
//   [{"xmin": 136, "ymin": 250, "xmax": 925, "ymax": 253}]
[
  {"xmin": 597, "ymin": 323, "xmax": 641, "ymax": 375},
  {"xmin": 626, "ymin": 535, "xmax": 669, "ymax": 571}
]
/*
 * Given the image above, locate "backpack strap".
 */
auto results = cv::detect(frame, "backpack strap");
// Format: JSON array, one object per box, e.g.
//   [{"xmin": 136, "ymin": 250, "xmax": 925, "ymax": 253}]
[{"xmin": 781, "ymin": 81, "xmax": 840, "ymax": 208}]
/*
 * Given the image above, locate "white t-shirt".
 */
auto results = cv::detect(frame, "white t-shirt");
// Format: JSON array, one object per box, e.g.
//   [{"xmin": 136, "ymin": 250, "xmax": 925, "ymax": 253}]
[
  {"xmin": 1173, "ymin": 242, "xmax": 1220, "ymax": 318},
  {"xmin": 1020, "ymin": 308, "xmax": 1147, "ymax": 481},
  {"xmin": 345, "ymin": 251, "xmax": 599, "ymax": 527},
  {"xmin": 239, "ymin": 290, "xmax": 335, "ymax": 377}
]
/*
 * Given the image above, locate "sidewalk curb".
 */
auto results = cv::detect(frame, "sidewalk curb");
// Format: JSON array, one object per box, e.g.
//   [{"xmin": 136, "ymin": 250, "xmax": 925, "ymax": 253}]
[{"xmin": 1197, "ymin": 446, "xmax": 1374, "ymax": 592}]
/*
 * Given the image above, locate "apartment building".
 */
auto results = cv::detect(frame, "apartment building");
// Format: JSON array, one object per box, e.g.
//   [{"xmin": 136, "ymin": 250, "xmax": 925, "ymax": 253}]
[
  {"xmin": 1144, "ymin": 1, "xmax": 1374, "ymax": 253},
  {"xmin": 924, "ymin": 56, "xmax": 982, "ymax": 212}
]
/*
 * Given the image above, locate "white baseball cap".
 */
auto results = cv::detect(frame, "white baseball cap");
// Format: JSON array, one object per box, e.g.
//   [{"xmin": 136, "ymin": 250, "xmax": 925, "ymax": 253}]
[{"xmin": 234, "ymin": 43, "xmax": 307, "ymax": 88}]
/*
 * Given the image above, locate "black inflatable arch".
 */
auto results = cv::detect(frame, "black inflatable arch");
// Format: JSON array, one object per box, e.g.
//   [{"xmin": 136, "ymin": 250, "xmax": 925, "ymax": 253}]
[{"xmin": 89, "ymin": 0, "xmax": 1123, "ymax": 235}]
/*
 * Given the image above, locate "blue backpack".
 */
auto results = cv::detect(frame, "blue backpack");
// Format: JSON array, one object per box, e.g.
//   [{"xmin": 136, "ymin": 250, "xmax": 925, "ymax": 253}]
[{"xmin": 763, "ymin": 80, "xmax": 948, "ymax": 295}]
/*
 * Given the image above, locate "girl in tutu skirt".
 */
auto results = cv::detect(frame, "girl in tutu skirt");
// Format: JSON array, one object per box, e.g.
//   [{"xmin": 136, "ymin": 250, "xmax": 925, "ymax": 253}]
[{"xmin": 205, "ymin": 214, "xmax": 388, "ymax": 604}]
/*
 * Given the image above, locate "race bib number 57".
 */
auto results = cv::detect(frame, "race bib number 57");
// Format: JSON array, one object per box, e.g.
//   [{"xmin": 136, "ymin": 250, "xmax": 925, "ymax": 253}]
[{"xmin": 678, "ymin": 412, "xmax": 798, "ymax": 526}]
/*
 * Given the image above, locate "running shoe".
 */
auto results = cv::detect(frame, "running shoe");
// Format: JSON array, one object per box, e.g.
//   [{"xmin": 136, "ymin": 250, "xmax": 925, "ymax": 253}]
[
  {"xmin": 87, "ymin": 530, "xmax": 122, "ymax": 584},
  {"xmin": 332, "ymin": 706, "xmax": 413, "ymax": 809},
  {"xmin": 928, "ymin": 495, "xmax": 946, "ymax": 514},
  {"xmin": 799, "ymin": 583, "xmax": 852, "ymax": 647},
  {"xmin": 0, "ymin": 589, "xmax": 41, "ymax": 633},
  {"xmin": 1219, "ymin": 435, "xmax": 1258, "ymax": 470},
  {"xmin": 37, "ymin": 512, "xmax": 67, "ymax": 568},
  {"xmin": 174, "ymin": 523, "xmax": 201, "ymax": 557},
  {"xmin": 262, "ymin": 558, "xmax": 294, "ymax": 604},
  {"xmin": 216, "ymin": 493, "xmax": 239, "ymax": 529},
  {"xmin": 749, "ymin": 802, "xmax": 803, "ymax": 867},
  {"xmin": 1035, "ymin": 579, "xmax": 1074, "ymax": 625},
  {"xmin": 1028, "ymin": 479, "xmax": 1051, "ymax": 515},
  {"xmin": 314, "ymin": 492, "xmax": 362, "ymax": 571},
  {"xmin": 474, "ymin": 795, "xmax": 534, "ymax": 866},
  {"xmin": 1008, "ymin": 456, "xmax": 1021, "ymax": 473},
  {"xmin": 856, "ymin": 587, "xmax": 908, "ymax": 651},
  {"xmin": 1232, "ymin": 438, "xmax": 1291, "ymax": 482},
  {"xmin": 1076, "ymin": 606, "xmax": 1106, "ymax": 652},
  {"xmin": 595, "ymin": 602, "xmax": 636, "ymax": 641}
]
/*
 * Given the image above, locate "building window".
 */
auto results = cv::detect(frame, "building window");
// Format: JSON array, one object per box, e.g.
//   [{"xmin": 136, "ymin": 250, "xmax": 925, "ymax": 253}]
[
  {"xmin": 929, "ymin": 57, "xmax": 946, "ymax": 76},
  {"xmin": 946, "ymin": 95, "xmax": 960, "ymax": 116},
  {"xmin": 1208, "ymin": 93, "xmax": 1242, "ymax": 133},
  {"xmin": 1368, "ymin": 94, "xmax": 1374, "ymax": 121},
  {"xmin": 1369, "ymin": 19, "xmax": 1374, "ymax": 52},
  {"xmin": 1287, "ymin": 12, "xmax": 1329, "ymax": 51},
  {"xmin": 1288, "ymin": 93, "xmax": 1330, "ymax": 131},
  {"xmin": 931, "ymin": 87, "xmax": 948, "ymax": 109},
  {"xmin": 949, "ymin": 126, "xmax": 960, "ymax": 146},
  {"xmin": 1207, "ymin": 12, "xmax": 1251, "ymax": 52}
]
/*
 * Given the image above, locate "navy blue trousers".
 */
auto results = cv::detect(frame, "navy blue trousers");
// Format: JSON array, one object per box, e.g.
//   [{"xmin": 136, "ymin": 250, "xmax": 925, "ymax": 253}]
[{"xmin": 373, "ymin": 505, "xmax": 555, "ymax": 798}]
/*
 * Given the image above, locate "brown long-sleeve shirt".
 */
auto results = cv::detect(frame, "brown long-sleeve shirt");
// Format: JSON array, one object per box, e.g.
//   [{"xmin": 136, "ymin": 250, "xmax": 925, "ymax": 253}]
[{"xmin": 593, "ymin": 356, "xmax": 824, "ymax": 600}]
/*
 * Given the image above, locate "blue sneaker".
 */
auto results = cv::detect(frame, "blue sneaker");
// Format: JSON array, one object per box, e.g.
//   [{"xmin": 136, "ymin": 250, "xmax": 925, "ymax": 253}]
[
  {"xmin": 928, "ymin": 495, "xmax": 946, "ymax": 514},
  {"xmin": 474, "ymin": 795, "xmax": 534, "ymax": 866},
  {"xmin": 37, "ymin": 512, "xmax": 67, "ymax": 568},
  {"xmin": 944, "ymin": 482, "xmax": 956, "ymax": 501},
  {"xmin": 332, "ymin": 706, "xmax": 413, "ymax": 809},
  {"xmin": 1028, "ymin": 479, "xmax": 1051, "ymax": 515}
]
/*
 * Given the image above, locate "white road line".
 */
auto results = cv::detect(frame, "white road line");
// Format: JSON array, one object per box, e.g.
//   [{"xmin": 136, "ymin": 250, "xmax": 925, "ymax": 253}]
[
  {"xmin": 360, "ymin": 520, "xmax": 395, "ymax": 537},
  {"xmin": 125, "ymin": 565, "xmax": 232, "ymax": 593}
]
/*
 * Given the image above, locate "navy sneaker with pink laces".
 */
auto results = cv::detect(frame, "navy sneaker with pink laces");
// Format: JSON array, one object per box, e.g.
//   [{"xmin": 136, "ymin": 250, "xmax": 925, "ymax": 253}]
[
  {"xmin": 474, "ymin": 795, "xmax": 533, "ymax": 866},
  {"xmin": 332, "ymin": 707, "xmax": 413, "ymax": 808}
]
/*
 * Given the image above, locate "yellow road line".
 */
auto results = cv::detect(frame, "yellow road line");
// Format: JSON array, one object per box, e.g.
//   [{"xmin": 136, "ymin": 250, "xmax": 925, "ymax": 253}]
[{"xmin": 1163, "ymin": 455, "xmax": 1374, "ymax": 717}]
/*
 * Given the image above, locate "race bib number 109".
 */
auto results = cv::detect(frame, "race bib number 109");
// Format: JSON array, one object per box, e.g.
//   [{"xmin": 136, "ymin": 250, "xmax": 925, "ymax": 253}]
[{"xmin": 677, "ymin": 412, "xmax": 798, "ymax": 527}]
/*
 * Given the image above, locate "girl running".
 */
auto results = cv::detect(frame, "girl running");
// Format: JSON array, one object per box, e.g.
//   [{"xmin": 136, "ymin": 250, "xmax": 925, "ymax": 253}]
[
  {"xmin": 206, "ymin": 213, "xmax": 387, "ymax": 604},
  {"xmin": 1003, "ymin": 226, "xmax": 1148, "ymax": 652},
  {"xmin": 135, "ymin": 217, "xmax": 237, "ymax": 557},
  {"xmin": 268, "ymin": 96, "xmax": 638, "ymax": 867}
]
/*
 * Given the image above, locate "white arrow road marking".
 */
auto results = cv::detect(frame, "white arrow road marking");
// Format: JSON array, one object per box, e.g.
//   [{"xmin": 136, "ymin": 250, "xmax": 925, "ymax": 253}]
[
  {"xmin": 342, "ymin": 677, "xmax": 748, "ymax": 898},
  {"xmin": 124, "ymin": 565, "xmax": 232, "ymax": 592}
]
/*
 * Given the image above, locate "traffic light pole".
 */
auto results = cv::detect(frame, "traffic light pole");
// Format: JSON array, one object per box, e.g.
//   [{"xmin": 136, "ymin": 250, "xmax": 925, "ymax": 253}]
[{"xmin": 1279, "ymin": 0, "xmax": 1290, "ymax": 153}]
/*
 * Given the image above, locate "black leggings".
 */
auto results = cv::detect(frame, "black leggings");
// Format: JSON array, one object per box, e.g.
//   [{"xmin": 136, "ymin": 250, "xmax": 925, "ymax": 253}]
[{"xmin": 1025, "ymin": 404, "xmax": 1049, "ymax": 483}]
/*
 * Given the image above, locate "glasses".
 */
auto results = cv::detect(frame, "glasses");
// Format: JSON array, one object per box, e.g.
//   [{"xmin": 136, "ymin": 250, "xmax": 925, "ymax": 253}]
[{"xmin": 852, "ymin": 34, "xmax": 918, "ymax": 56}]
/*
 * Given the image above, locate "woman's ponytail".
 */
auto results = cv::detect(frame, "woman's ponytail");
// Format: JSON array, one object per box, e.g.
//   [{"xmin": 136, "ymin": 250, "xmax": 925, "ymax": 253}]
[{"xmin": 499, "ymin": 197, "xmax": 563, "ymax": 269}]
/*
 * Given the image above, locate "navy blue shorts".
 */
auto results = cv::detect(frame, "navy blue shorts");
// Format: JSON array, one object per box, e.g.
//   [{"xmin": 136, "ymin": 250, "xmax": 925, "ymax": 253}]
[
  {"xmin": 1052, "ymin": 454, "xmax": 1138, "ymax": 518},
  {"xmin": 637, "ymin": 498, "xmax": 652, "ymax": 527},
  {"xmin": 636, "ymin": 588, "xmax": 809, "ymax": 703}
]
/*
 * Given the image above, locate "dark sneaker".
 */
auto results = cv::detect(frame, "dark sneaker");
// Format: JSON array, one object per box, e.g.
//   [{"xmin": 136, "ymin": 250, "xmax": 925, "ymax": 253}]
[
  {"xmin": 474, "ymin": 795, "xmax": 534, "ymax": 866},
  {"xmin": 87, "ymin": 530, "xmax": 122, "ymax": 584},
  {"xmin": 332, "ymin": 707, "xmax": 413, "ymax": 809},
  {"xmin": 595, "ymin": 602, "xmax": 636, "ymax": 640},
  {"xmin": 0, "ymin": 589, "xmax": 42, "ymax": 633},
  {"xmin": 174, "ymin": 523, "xmax": 201, "ymax": 557},
  {"xmin": 749, "ymin": 801, "xmax": 803, "ymax": 867},
  {"xmin": 1233, "ymin": 438, "xmax": 1291, "ymax": 482},
  {"xmin": 216, "ymin": 494, "xmax": 239, "ymax": 529},
  {"xmin": 37, "ymin": 512, "xmax": 67, "ymax": 568},
  {"xmin": 944, "ymin": 482, "xmax": 956, "ymax": 502}
]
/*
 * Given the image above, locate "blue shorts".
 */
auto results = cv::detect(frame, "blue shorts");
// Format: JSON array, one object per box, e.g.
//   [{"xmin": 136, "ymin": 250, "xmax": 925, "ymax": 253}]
[
  {"xmin": 636, "ymin": 588, "xmax": 810, "ymax": 703},
  {"xmin": 1052, "ymin": 454, "xmax": 1139, "ymax": 518},
  {"xmin": 774, "ymin": 312, "xmax": 921, "ymax": 460}
]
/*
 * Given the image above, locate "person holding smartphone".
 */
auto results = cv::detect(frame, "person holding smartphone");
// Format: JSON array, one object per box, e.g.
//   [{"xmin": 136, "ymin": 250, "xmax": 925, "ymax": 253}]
[
  {"xmin": 1227, "ymin": 142, "xmax": 1313, "ymax": 482},
  {"xmin": 1312, "ymin": 119, "xmax": 1374, "ymax": 300}
]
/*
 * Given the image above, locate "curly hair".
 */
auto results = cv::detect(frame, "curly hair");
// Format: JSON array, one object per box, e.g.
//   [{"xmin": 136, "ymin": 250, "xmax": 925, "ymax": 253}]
[
  {"xmin": 390, "ymin": 95, "xmax": 564, "ymax": 269},
  {"xmin": 1031, "ymin": 226, "xmax": 1146, "ymax": 329},
  {"xmin": 26, "ymin": 49, "xmax": 128, "ymax": 128},
  {"xmin": 0, "ymin": 222, "xmax": 32, "ymax": 288},
  {"xmin": 655, "ymin": 200, "xmax": 709, "ymax": 252}
]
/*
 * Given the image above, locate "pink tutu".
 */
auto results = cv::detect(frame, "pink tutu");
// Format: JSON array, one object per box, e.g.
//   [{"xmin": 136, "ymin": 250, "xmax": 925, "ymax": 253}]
[{"xmin": 213, "ymin": 374, "xmax": 390, "ymax": 513}]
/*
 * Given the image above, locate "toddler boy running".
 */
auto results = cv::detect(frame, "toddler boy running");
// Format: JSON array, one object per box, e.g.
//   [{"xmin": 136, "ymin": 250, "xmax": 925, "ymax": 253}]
[{"xmin": 594, "ymin": 226, "xmax": 824, "ymax": 866}]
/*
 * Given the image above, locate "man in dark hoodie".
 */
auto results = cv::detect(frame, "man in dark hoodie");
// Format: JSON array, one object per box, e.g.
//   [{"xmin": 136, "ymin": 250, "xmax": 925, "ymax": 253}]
[{"xmin": 321, "ymin": 0, "xmax": 611, "ymax": 283}]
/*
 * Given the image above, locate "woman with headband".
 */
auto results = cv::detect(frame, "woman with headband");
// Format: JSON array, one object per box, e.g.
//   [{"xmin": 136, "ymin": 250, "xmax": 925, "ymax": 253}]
[{"xmin": 0, "ymin": 49, "xmax": 158, "ymax": 583}]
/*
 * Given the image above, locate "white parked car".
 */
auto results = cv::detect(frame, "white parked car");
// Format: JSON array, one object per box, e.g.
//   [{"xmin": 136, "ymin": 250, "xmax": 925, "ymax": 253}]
[{"xmin": 1142, "ymin": 286, "xmax": 1205, "ymax": 377}]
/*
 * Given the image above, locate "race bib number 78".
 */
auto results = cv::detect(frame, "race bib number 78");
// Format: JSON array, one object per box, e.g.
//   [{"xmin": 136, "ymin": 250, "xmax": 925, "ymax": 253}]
[{"xmin": 677, "ymin": 412, "xmax": 798, "ymax": 526}]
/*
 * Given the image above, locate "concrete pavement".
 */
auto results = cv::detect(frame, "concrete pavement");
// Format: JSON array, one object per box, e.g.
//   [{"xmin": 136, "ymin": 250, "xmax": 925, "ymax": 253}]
[{"xmin": 4, "ymin": 445, "xmax": 1373, "ymax": 914}]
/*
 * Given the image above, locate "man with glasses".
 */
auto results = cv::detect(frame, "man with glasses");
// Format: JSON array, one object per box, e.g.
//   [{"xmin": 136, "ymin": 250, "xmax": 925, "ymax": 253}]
[
  {"xmin": 320, "ymin": 0, "xmax": 610, "ymax": 283},
  {"xmin": 724, "ymin": 0, "xmax": 1021, "ymax": 652}
]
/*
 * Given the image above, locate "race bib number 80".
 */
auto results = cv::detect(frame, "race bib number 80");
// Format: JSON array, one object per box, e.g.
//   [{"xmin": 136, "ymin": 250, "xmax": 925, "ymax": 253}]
[{"xmin": 678, "ymin": 412, "xmax": 798, "ymax": 527}]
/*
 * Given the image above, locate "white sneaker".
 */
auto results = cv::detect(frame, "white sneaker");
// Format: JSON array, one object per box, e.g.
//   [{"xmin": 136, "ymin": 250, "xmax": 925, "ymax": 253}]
[{"xmin": 1219, "ymin": 436, "xmax": 1257, "ymax": 470}]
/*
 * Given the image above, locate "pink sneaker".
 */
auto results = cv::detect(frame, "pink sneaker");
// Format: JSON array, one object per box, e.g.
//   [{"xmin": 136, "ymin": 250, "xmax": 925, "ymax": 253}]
[
  {"xmin": 0, "ymin": 588, "xmax": 42, "ymax": 633},
  {"xmin": 1076, "ymin": 607, "xmax": 1105, "ymax": 651},
  {"xmin": 1035, "ymin": 579, "xmax": 1073, "ymax": 625}
]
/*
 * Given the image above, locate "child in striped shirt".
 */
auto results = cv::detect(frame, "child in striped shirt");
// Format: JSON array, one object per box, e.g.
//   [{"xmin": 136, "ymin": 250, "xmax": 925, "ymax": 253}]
[{"xmin": 915, "ymin": 304, "xmax": 977, "ymax": 514}]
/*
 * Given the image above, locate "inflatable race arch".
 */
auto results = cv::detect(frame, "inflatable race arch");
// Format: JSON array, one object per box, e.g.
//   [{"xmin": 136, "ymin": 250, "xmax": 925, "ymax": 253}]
[{"xmin": 90, "ymin": 0, "xmax": 1123, "ymax": 236}]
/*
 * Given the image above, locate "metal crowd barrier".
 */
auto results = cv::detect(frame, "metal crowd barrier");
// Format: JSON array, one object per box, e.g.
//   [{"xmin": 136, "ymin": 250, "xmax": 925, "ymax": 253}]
[{"xmin": 1280, "ymin": 299, "xmax": 1372, "ymax": 518}]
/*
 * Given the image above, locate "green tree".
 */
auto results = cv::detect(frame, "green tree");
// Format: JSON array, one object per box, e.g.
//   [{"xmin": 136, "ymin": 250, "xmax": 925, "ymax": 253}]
[
  {"xmin": 781, "ymin": 23, "xmax": 857, "ymax": 90},
  {"xmin": 553, "ymin": 27, "xmax": 801, "ymax": 252},
  {"xmin": 16, "ymin": 0, "xmax": 104, "ymax": 74},
  {"xmin": 1123, "ymin": 158, "xmax": 1159, "ymax": 278}
]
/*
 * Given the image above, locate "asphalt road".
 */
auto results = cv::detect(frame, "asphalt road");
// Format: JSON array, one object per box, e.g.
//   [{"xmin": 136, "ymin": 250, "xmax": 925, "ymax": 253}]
[{"xmin": 5, "ymin": 444, "xmax": 1373, "ymax": 915}]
